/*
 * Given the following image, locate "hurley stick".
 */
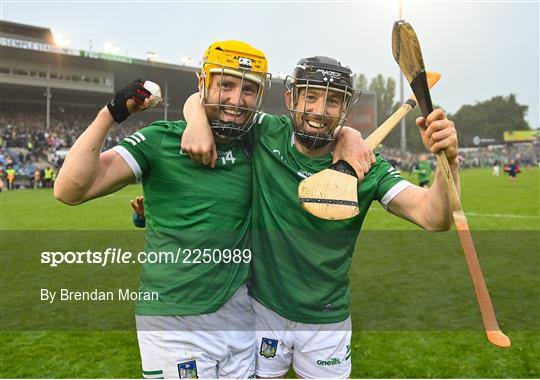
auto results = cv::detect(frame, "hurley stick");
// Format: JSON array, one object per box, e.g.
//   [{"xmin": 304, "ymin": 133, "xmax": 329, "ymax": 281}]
[
  {"xmin": 392, "ymin": 20, "xmax": 510, "ymax": 348},
  {"xmin": 298, "ymin": 72, "xmax": 441, "ymax": 221}
]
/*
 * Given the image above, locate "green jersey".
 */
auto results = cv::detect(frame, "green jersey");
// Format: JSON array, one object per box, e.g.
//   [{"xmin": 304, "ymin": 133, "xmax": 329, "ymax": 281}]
[
  {"xmin": 415, "ymin": 161, "xmax": 432, "ymax": 184},
  {"xmin": 249, "ymin": 114, "xmax": 410, "ymax": 324},
  {"xmin": 114, "ymin": 120, "xmax": 251, "ymax": 316}
]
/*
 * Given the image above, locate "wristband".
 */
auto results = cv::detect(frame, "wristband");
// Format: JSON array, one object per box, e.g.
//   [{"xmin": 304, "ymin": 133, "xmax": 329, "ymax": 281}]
[{"xmin": 107, "ymin": 79, "xmax": 151, "ymax": 123}]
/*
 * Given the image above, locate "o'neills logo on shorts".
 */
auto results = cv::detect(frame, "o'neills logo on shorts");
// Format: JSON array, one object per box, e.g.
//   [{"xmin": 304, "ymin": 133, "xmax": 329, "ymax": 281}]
[{"xmin": 317, "ymin": 358, "xmax": 341, "ymax": 366}]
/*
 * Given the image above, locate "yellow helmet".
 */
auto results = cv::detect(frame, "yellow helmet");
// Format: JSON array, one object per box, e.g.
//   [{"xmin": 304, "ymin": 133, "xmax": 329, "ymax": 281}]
[
  {"xmin": 200, "ymin": 40, "xmax": 271, "ymax": 139},
  {"xmin": 201, "ymin": 40, "xmax": 269, "ymax": 89}
]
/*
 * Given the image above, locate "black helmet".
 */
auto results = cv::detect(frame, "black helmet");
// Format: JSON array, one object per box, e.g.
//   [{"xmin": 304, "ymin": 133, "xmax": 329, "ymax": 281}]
[
  {"xmin": 291, "ymin": 56, "xmax": 355, "ymax": 96},
  {"xmin": 285, "ymin": 56, "xmax": 360, "ymax": 149}
]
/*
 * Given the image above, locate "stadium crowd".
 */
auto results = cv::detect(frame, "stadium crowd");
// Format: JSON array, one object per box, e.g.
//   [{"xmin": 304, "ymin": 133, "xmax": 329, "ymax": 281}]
[
  {"xmin": 379, "ymin": 143, "xmax": 539, "ymax": 173},
  {"xmin": 0, "ymin": 103, "xmax": 164, "ymax": 190},
  {"xmin": 1, "ymin": 103, "xmax": 538, "ymax": 190}
]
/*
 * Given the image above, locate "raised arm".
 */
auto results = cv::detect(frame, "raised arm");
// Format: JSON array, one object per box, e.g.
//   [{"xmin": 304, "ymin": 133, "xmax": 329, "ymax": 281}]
[
  {"xmin": 54, "ymin": 80, "xmax": 156, "ymax": 205},
  {"xmin": 181, "ymin": 93, "xmax": 217, "ymax": 167},
  {"xmin": 387, "ymin": 109, "xmax": 460, "ymax": 232}
]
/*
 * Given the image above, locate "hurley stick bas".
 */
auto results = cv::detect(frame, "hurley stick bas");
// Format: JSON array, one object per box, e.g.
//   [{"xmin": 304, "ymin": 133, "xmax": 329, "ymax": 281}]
[
  {"xmin": 298, "ymin": 71, "xmax": 441, "ymax": 221},
  {"xmin": 392, "ymin": 20, "xmax": 510, "ymax": 348}
]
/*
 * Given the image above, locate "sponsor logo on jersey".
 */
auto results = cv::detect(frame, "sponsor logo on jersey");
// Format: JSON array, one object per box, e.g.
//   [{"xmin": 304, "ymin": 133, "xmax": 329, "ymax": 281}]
[
  {"xmin": 322, "ymin": 303, "xmax": 333, "ymax": 312},
  {"xmin": 317, "ymin": 358, "xmax": 341, "ymax": 366},
  {"xmin": 272, "ymin": 149, "xmax": 285, "ymax": 162},
  {"xmin": 260, "ymin": 337, "xmax": 278, "ymax": 358},
  {"xmin": 177, "ymin": 360, "xmax": 198, "ymax": 379},
  {"xmin": 297, "ymin": 170, "xmax": 313, "ymax": 179}
]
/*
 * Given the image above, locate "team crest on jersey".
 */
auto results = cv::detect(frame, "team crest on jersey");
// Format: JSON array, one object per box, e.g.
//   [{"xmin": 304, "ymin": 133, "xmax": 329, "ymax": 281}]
[
  {"xmin": 259, "ymin": 337, "xmax": 278, "ymax": 358},
  {"xmin": 177, "ymin": 360, "xmax": 198, "ymax": 379}
]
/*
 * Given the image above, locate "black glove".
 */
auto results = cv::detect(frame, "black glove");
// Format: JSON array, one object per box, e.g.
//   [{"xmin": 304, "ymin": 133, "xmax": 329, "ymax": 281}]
[{"xmin": 107, "ymin": 79, "xmax": 151, "ymax": 123}]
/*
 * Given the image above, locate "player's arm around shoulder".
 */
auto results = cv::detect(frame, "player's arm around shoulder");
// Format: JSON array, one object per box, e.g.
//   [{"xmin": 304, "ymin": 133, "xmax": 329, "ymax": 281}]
[
  {"xmin": 181, "ymin": 93, "xmax": 218, "ymax": 167},
  {"xmin": 333, "ymin": 126, "xmax": 376, "ymax": 180},
  {"xmin": 387, "ymin": 109, "xmax": 460, "ymax": 232}
]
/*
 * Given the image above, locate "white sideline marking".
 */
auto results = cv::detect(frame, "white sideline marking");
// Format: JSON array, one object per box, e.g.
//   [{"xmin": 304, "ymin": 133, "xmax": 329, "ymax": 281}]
[
  {"xmin": 465, "ymin": 212, "xmax": 539, "ymax": 220},
  {"xmin": 372, "ymin": 207, "xmax": 539, "ymax": 219}
]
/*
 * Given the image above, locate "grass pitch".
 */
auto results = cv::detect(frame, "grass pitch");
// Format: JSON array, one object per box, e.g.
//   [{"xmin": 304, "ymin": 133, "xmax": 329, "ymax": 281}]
[{"xmin": 1, "ymin": 167, "xmax": 539, "ymax": 378}]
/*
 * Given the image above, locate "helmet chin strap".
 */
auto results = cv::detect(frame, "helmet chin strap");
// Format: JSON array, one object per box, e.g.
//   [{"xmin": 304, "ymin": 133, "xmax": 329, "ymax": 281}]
[
  {"xmin": 204, "ymin": 100, "xmax": 255, "ymax": 139},
  {"xmin": 210, "ymin": 119, "xmax": 250, "ymax": 140},
  {"xmin": 294, "ymin": 130, "xmax": 334, "ymax": 149},
  {"xmin": 290, "ymin": 109, "xmax": 342, "ymax": 150}
]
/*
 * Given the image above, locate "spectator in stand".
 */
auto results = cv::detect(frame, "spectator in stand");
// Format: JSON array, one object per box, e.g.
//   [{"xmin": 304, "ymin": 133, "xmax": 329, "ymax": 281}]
[
  {"xmin": 0, "ymin": 164, "xmax": 5, "ymax": 191},
  {"xmin": 6, "ymin": 165, "xmax": 15, "ymax": 190},
  {"xmin": 43, "ymin": 167, "xmax": 54, "ymax": 188},
  {"xmin": 34, "ymin": 168, "xmax": 42, "ymax": 189},
  {"xmin": 2, "ymin": 99, "xmax": 536, "ymax": 178},
  {"xmin": 23, "ymin": 164, "xmax": 35, "ymax": 188}
]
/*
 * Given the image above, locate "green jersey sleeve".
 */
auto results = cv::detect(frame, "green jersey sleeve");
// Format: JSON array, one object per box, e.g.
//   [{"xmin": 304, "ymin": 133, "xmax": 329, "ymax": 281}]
[
  {"xmin": 374, "ymin": 156, "xmax": 412, "ymax": 210},
  {"xmin": 252, "ymin": 113, "xmax": 290, "ymax": 143},
  {"xmin": 112, "ymin": 121, "xmax": 171, "ymax": 178}
]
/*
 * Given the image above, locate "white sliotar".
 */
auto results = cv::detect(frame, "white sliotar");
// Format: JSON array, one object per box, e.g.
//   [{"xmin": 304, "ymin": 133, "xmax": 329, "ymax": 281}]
[{"xmin": 143, "ymin": 81, "xmax": 162, "ymax": 108}]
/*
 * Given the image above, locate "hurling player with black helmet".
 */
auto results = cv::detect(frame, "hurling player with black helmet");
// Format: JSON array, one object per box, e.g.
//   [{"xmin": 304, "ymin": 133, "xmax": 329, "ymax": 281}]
[
  {"xmin": 55, "ymin": 40, "xmax": 272, "ymax": 378},
  {"xmin": 286, "ymin": 56, "xmax": 360, "ymax": 149},
  {"xmin": 181, "ymin": 54, "xmax": 460, "ymax": 378}
]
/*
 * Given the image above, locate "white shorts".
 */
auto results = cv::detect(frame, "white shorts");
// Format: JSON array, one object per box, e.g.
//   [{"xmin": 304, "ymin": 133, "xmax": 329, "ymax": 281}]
[
  {"xmin": 136, "ymin": 285, "xmax": 255, "ymax": 379},
  {"xmin": 253, "ymin": 299, "xmax": 352, "ymax": 379}
]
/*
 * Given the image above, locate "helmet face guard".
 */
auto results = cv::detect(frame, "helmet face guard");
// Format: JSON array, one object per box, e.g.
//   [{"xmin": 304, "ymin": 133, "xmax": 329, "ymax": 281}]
[
  {"xmin": 200, "ymin": 40, "xmax": 271, "ymax": 139},
  {"xmin": 202, "ymin": 63, "xmax": 271, "ymax": 139},
  {"xmin": 286, "ymin": 56, "xmax": 361, "ymax": 149}
]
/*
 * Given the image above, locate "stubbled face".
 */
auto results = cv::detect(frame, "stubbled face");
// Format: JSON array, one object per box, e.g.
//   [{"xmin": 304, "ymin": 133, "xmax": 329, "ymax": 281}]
[
  {"xmin": 204, "ymin": 73, "xmax": 259, "ymax": 126},
  {"xmin": 289, "ymin": 87, "xmax": 346, "ymax": 138}
]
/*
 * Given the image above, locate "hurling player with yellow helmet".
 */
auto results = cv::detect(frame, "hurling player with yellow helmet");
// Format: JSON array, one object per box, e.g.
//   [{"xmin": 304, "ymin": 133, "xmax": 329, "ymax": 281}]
[{"xmin": 55, "ymin": 40, "xmax": 271, "ymax": 378}]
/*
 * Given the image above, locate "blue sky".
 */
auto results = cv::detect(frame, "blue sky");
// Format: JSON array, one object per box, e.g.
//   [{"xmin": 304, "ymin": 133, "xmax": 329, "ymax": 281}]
[{"xmin": 1, "ymin": 0, "xmax": 538, "ymax": 128}]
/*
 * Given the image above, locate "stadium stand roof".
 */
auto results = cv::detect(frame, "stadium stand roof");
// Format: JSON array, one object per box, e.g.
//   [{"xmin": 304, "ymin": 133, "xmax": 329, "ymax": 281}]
[
  {"xmin": 0, "ymin": 19, "xmax": 290, "ymax": 118},
  {"xmin": 0, "ymin": 20, "xmax": 54, "ymax": 44},
  {"xmin": 1, "ymin": 19, "xmax": 374, "ymax": 130}
]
